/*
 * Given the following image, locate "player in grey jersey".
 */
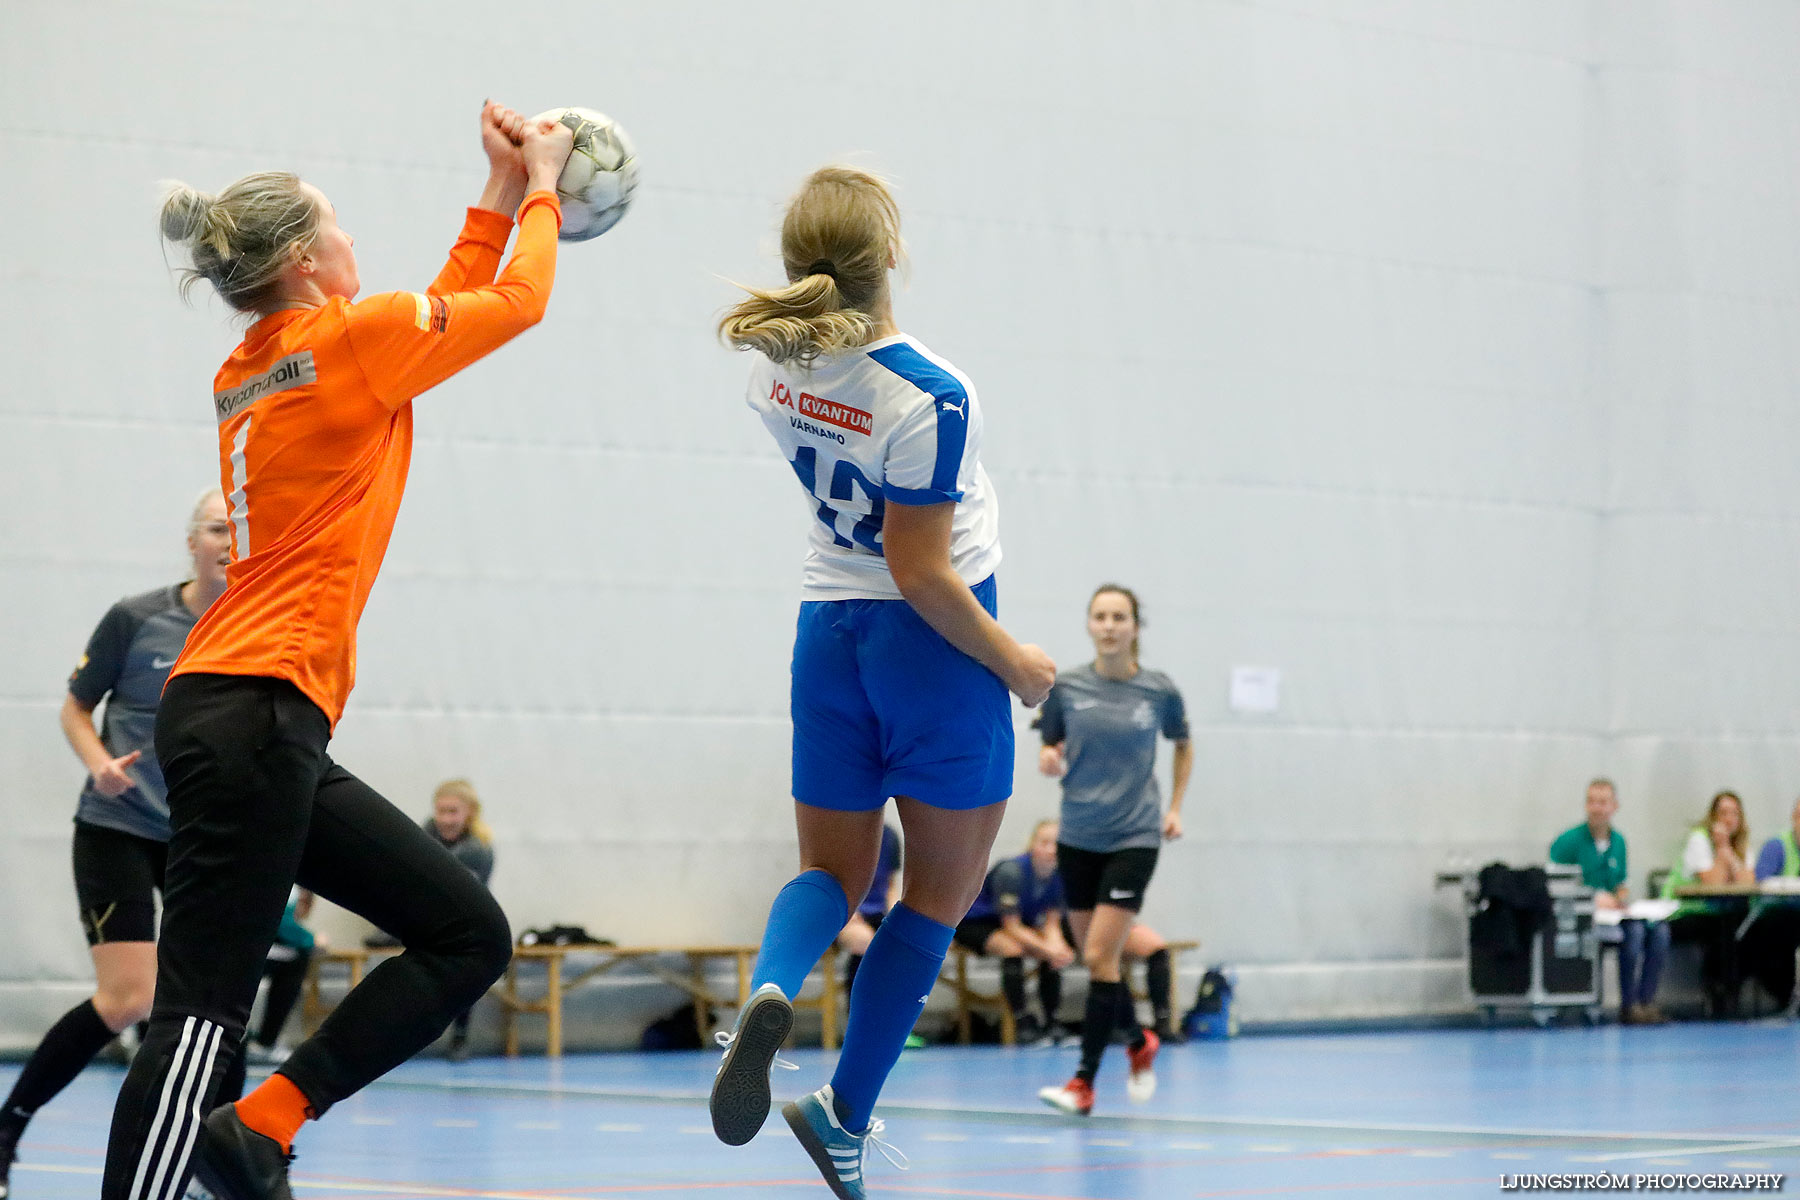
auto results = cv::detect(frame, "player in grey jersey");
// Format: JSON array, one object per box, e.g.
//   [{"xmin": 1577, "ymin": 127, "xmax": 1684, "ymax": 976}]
[
  {"xmin": 0, "ymin": 491, "xmax": 229, "ymax": 1199},
  {"xmin": 1035, "ymin": 584, "xmax": 1191, "ymax": 1117}
]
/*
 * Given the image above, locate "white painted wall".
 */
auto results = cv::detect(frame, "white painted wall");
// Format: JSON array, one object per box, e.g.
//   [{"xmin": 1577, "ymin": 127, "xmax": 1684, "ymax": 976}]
[{"xmin": 4, "ymin": 0, "xmax": 1800, "ymax": 1042}]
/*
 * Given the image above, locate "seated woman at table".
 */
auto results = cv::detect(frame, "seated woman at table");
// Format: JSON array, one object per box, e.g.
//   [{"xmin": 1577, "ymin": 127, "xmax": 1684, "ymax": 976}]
[
  {"xmin": 1744, "ymin": 796, "xmax": 1800, "ymax": 1008},
  {"xmin": 1662, "ymin": 790, "xmax": 1755, "ymax": 1017},
  {"xmin": 954, "ymin": 820, "xmax": 1075, "ymax": 1044}
]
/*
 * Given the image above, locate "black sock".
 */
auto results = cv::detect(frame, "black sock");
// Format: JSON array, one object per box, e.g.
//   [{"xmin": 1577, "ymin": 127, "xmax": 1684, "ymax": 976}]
[
  {"xmin": 1145, "ymin": 949, "xmax": 1173, "ymax": 1029},
  {"xmin": 3, "ymin": 999, "xmax": 117, "ymax": 1120},
  {"xmin": 844, "ymin": 953, "xmax": 863, "ymax": 996},
  {"xmin": 1038, "ymin": 964, "xmax": 1063, "ymax": 1025},
  {"xmin": 1116, "ymin": 979, "xmax": 1146, "ymax": 1050},
  {"xmin": 1078, "ymin": 980, "xmax": 1123, "ymax": 1083},
  {"xmin": 1000, "ymin": 957, "xmax": 1027, "ymax": 1019}
]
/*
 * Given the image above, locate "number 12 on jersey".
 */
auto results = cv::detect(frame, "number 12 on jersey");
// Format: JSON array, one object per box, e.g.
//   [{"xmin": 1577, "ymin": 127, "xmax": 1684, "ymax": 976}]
[{"xmin": 789, "ymin": 445, "xmax": 885, "ymax": 556}]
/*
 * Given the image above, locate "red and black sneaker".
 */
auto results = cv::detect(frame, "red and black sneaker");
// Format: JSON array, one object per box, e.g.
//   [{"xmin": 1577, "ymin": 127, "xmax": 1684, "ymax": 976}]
[
  {"xmin": 1126, "ymin": 1028, "xmax": 1161, "ymax": 1102},
  {"xmin": 1037, "ymin": 1076, "xmax": 1095, "ymax": 1116}
]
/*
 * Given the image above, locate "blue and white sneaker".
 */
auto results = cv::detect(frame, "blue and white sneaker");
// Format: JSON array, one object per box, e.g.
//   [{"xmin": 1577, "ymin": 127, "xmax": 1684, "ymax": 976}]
[
  {"xmin": 782, "ymin": 1085, "xmax": 907, "ymax": 1200},
  {"xmin": 709, "ymin": 982, "xmax": 796, "ymax": 1145}
]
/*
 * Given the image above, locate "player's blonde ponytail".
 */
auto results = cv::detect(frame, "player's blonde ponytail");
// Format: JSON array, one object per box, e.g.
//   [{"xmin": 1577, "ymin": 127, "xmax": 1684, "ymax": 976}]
[
  {"xmin": 159, "ymin": 172, "xmax": 321, "ymax": 313},
  {"xmin": 719, "ymin": 166, "xmax": 902, "ymax": 367}
]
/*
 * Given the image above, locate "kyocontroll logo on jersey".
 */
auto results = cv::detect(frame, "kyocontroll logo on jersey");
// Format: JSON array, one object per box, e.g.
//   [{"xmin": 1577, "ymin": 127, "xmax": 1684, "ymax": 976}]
[
  {"xmin": 213, "ymin": 352, "xmax": 318, "ymax": 423},
  {"xmin": 768, "ymin": 379, "xmax": 872, "ymax": 436}
]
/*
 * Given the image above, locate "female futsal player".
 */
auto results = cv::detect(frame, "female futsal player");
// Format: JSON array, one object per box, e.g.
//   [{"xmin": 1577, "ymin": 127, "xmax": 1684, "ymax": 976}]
[
  {"xmin": 1035, "ymin": 584, "xmax": 1190, "ymax": 1116},
  {"xmin": 711, "ymin": 166, "xmax": 1055, "ymax": 1198},
  {"xmin": 103, "ymin": 104, "xmax": 572, "ymax": 1200},
  {"xmin": 0, "ymin": 491, "xmax": 228, "ymax": 1200}
]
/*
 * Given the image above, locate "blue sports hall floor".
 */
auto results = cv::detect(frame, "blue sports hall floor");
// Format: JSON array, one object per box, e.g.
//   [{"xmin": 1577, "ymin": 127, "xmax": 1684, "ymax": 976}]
[{"xmin": 7, "ymin": 1023, "xmax": 1799, "ymax": 1198}]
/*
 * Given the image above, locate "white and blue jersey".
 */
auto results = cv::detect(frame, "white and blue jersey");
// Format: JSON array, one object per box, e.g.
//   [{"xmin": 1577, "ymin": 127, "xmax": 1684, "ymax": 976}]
[
  {"xmin": 748, "ymin": 332, "xmax": 1014, "ymax": 812},
  {"xmin": 746, "ymin": 334, "xmax": 1002, "ymax": 600}
]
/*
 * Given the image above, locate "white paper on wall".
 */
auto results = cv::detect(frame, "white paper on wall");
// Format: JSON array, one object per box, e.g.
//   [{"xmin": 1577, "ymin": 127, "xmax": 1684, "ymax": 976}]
[{"xmin": 1229, "ymin": 666, "xmax": 1281, "ymax": 714}]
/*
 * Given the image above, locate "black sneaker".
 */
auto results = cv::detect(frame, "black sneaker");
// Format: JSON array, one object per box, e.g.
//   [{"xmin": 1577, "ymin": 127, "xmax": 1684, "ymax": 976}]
[
  {"xmin": 0, "ymin": 1110, "xmax": 27, "ymax": 1200},
  {"xmin": 191, "ymin": 1105, "xmax": 294, "ymax": 1200},
  {"xmin": 709, "ymin": 982, "xmax": 795, "ymax": 1145}
]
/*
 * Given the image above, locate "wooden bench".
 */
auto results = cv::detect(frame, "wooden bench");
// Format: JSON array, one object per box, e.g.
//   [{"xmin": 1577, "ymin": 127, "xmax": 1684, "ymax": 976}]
[
  {"xmin": 939, "ymin": 940, "xmax": 1201, "ymax": 1045},
  {"xmin": 305, "ymin": 943, "xmax": 844, "ymax": 1057},
  {"xmin": 301, "ymin": 946, "xmax": 399, "ymax": 1034},
  {"xmin": 497, "ymin": 943, "xmax": 845, "ymax": 1057}
]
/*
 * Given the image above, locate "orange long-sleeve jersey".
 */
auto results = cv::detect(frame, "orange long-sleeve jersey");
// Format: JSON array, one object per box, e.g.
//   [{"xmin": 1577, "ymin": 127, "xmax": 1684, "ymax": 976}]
[{"xmin": 170, "ymin": 190, "xmax": 562, "ymax": 729}]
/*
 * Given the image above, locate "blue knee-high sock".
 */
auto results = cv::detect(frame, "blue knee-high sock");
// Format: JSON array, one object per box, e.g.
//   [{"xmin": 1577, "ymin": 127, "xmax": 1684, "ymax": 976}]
[
  {"xmin": 829, "ymin": 903, "xmax": 953, "ymax": 1133},
  {"xmin": 750, "ymin": 869, "xmax": 850, "ymax": 1000}
]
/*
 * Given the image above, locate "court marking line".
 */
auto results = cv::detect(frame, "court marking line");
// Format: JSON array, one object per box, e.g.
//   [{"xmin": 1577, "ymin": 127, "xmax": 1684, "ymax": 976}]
[
  {"xmin": 17, "ymin": 1164, "xmax": 103, "ymax": 1176},
  {"xmin": 1190, "ymin": 1178, "xmax": 1498, "ymax": 1198},
  {"xmin": 1581, "ymin": 1138, "xmax": 1800, "ymax": 1163},
  {"xmin": 883, "ymin": 1146, "xmax": 1439, "ymax": 1187},
  {"xmin": 21, "ymin": 1159, "xmax": 847, "ymax": 1200},
  {"xmin": 296, "ymin": 1170, "xmax": 849, "ymax": 1197},
  {"xmin": 364, "ymin": 1076, "xmax": 1783, "ymax": 1149},
  {"xmin": 15, "ymin": 1165, "xmax": 553, "ymax": 1199}
]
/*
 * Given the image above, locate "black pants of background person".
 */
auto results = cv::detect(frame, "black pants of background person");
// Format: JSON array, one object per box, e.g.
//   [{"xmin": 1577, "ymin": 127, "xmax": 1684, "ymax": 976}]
[
  {"xmin": 101, "ymin": 674, "xmax": 512, "ymax": 1200},
  {"xmin": 1739, "ymin": 906, "xmax": 1800, "ymax": 1010},
  {"xmin": 1668, "ymin": 911, "xmax": 1743, "ymax": 1018},
  {"xmin": 258, "ymin": 946, "xmax": 313, "ymax": 1049}
]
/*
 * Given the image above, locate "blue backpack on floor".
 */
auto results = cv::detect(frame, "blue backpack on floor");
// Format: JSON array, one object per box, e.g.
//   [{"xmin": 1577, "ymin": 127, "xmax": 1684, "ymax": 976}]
[{"xmin": 1182, "ymin": 964, "xmax": 1238, "ymax": 1040}]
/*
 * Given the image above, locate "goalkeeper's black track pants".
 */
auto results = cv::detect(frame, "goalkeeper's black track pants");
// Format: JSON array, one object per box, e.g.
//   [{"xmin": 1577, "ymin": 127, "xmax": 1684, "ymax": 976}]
[{"xmin": 102, "ymin": 673, "xmax": 512, "ymax": 1200}]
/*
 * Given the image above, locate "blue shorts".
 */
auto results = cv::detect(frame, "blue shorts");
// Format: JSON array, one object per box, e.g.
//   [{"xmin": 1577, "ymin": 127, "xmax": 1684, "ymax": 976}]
[{"xmin": 791, "ymin": 574, "xmax": 1013, "ymax": 812}]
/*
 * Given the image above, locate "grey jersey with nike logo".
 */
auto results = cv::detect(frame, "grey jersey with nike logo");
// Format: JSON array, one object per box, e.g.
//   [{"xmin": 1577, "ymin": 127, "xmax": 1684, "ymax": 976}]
[
  {"xmin": 1037, "ymin": 663, "xmax": 1189, "ymax": 852},
  {"xmin": 67, "ymin": 584, "xmax": 196, "ymax": 841}
]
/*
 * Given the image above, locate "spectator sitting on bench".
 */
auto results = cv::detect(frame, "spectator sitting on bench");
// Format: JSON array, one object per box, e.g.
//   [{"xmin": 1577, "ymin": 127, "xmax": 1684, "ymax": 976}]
[
  {"xmin": 953, "ymin": 820, "xmax": 1075, "ymax": 1044},
  {"xmin": 1549, "ymin": 778, "xmax": 1669, "ymax": 1025},
  {"xmin": 837, "ymin": 822, "xmax": 901, "ymax": 995},
  {"xmin": 426, "ymin": 779, "xmax": 496, "ymax": 1060}
]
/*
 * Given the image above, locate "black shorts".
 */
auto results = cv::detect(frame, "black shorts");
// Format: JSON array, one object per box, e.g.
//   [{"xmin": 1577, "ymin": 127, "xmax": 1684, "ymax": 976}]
[
  {"xmin": 72, "ymin": 821, "xmax": 167, "ymax": 945},
  {"xmin": 953, "ymin": 915, "xmax": 1005, "ymax": 954},
  {"xmin": 1057, "ymin": 843, "xmax": 1158, "ymax": 913}
]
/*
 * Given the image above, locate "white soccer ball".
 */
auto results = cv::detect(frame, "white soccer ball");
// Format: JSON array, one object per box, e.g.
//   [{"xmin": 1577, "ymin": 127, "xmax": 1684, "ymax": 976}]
[{"xmin": 531, "ymin": 107, "xmax": 638, "ymax": 242}]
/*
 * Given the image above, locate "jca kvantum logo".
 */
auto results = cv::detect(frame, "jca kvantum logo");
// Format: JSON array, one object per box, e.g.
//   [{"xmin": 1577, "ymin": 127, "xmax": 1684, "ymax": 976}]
[{"xmin": 769, "ymin": 380, "xmax": 873, "ymax": 436}]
